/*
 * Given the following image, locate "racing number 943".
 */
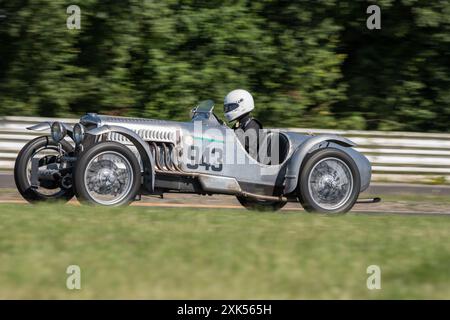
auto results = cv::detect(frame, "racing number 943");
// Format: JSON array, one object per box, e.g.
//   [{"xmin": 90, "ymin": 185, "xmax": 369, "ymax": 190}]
[{"xmin": 187, "ymin": 145, "xmax": 223, "ymax": 171}]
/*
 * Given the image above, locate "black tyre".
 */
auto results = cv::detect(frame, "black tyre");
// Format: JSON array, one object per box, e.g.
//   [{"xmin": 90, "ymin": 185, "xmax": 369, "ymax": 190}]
[
  {"xmin": 236, "ymin": 196, "xmax": 286, "ymax": 212},
  {"xmin": 298, "ymin": 148, "xmax": 360, "ymax": 214},
  {"xmin": 14, "ymin": 136, "xmax": 75, "ymax": 203},
  {"xmin": 74, "ymin": 141, "xmax": 141, "ymax": 206}
]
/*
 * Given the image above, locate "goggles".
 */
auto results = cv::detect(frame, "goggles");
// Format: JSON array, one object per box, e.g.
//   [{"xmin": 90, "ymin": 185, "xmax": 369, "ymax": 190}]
[{"xmin": 224, "ymin": 103, "xmax": 240, "ymax": 113}]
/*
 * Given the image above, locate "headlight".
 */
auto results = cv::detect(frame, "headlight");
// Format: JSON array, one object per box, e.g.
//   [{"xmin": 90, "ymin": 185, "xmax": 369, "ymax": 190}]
[
  {"xmin": 51, "ymin": 122, "xmax": 66, "ymax": 143},
  {"xmin": 73, "ymin": 123, "xmax": 85, "ymax": 145}
]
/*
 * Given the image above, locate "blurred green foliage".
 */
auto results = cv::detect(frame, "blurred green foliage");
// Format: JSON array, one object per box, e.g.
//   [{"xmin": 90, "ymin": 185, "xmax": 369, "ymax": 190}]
[{"xmin": 0, "ymin": 0, "xmax": 449, "ymax": 131}]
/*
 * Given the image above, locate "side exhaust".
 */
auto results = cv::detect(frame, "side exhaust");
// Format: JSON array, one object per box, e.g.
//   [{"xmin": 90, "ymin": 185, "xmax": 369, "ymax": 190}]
[
  {"xmin": 238, "ymin": 191, "xmax": 287, "ymax": 203},
  {"xmin": 356, "ymin": 197, "xmax": 381, "ymax": 204}
]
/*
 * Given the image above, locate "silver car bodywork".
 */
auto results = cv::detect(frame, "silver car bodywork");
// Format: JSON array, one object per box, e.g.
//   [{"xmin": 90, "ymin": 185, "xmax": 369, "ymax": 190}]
[
  {"xmin": 64, "ymin": 102, "xmax": 372, "ymax": 201},
  {"xmin": 25, "ymin": 101, "xmax": 372, "ymax": 205}
]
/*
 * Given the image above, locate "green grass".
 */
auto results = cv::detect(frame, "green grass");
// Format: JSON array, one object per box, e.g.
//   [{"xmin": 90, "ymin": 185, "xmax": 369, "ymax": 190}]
[{"xmin": 0, "ymin": 204, "xmax": 449, "ymax": 299}]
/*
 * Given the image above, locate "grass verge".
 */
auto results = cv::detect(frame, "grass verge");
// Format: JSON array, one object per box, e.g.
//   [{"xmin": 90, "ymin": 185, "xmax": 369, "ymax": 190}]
[{"xmin": 0, "ymin": 204, "xmax": 449, "ymax": 299}]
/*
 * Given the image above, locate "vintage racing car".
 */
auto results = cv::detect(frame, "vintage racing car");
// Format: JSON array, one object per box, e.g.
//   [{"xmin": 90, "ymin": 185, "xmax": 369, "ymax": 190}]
[{"xmin": 14, "ymin": 100, "xmax": 378, "ymax": 213}]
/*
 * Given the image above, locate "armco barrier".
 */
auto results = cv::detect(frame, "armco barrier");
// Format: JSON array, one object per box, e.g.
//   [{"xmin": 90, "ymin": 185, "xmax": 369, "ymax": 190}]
[{"xmin": 1, "ymin": 116, "xmax": 449, "ymax": 184}]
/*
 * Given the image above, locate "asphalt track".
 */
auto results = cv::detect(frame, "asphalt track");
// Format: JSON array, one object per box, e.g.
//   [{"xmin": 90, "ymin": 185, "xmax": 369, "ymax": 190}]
[
  {"xmin": 1, "ymin": 173, "xmax": 449, "ymax": 216},
  {"xmin": 0, "ymin": 199, "xmax": 448, "ymax": 216}
]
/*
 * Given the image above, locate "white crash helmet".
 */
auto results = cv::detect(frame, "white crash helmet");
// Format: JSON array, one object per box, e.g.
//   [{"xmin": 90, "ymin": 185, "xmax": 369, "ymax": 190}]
[{"xmin": 223, "ymin": 89, "xmax": 254, "ymax": 122}]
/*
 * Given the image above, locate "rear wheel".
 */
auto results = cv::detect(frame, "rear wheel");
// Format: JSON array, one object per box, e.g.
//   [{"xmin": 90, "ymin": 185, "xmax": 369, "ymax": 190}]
[
  {"xmin": 236, "ymin": 196, "xmax": 286, "ymax": 212},
  {"xmin": 298, "ymin": 148, "xmax": 360, "ymax": 214},
  {"xmin": 74, "ymin": 142, "xmax": 141, "ymax": 206}
]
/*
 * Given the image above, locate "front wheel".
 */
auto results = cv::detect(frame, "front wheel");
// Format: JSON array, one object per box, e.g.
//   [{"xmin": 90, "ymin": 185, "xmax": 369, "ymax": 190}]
[
  {"xmin": 14, "ymin": 136, "xmax": 75, "ymax": 203},
  {"xmin": 298, "ymin": 148, "xmax": 360, "ymax": 214},
  {"xmin": 74, "ymin": 142, "xmax": 141, "ymax": 206}
]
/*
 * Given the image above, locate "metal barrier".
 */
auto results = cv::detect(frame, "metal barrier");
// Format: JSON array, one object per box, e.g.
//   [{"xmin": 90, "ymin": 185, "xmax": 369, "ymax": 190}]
[{"xmin": 1, "ymin": 116, "xmax": 449, "ymax": 184}]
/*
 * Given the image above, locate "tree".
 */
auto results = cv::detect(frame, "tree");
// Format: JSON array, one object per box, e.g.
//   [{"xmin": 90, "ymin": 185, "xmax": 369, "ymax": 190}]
[{"xmin": 0, "ymin": 0, "xmax": 449, "ymax": 132}]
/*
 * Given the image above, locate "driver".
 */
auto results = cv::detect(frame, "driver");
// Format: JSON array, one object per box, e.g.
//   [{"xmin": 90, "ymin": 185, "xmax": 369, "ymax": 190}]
[{"xmin": 224, "ymin": 89, "xmax": 262, "ymax": 159}]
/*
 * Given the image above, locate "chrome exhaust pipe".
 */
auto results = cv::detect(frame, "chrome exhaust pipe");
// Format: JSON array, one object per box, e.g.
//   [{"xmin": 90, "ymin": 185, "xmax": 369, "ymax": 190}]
[{"xmin": 356, "ymin": 197, "xmax": 381, "ymax": 204}]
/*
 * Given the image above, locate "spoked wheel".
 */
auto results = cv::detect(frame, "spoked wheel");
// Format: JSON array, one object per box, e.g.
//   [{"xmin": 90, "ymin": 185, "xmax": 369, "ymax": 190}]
[
  {"xmin": 74, "ymin": 142, "xmax": 141, "ymax": 206},
  {"xmin": 236, "ymin": 196, "xmax": 286, "ymax": 212},
  {"xmin": 14, "ymin": 136, "xmax": 75, "ymax": 203},
  {"xmin": 298, "ymin": 148, "xmax": 360, "ymax": 214}
]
